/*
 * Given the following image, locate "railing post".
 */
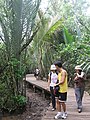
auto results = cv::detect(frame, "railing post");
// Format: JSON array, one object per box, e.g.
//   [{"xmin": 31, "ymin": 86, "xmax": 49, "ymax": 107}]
[
  {"xmin": 33, "ymin": 85, "xmax": 36, "ymax": 92},
  {"xmin": 42, "ymin": 90, "xmax": 46, "ymax": 98}
]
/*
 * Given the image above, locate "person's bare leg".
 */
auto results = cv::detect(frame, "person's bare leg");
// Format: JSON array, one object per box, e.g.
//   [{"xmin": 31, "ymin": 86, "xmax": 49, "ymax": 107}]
[
  {"xmin": 55, "ymin": 99, "xmax": 62, "ymax": 119},
  {"xmin": 61, "ymin": 102, "xmax": 67, "ymax": 119},
  {"xmin": 56, "ymin": 99, "xmax": 61, "ymax": 111},
  {"xmin": 62, "ymin": 102, "xmax": 66, "ymax": 112}
]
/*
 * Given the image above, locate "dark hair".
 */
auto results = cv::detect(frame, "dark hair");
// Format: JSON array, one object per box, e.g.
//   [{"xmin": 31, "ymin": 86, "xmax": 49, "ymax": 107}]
[
  {"xmin": 78, "ymin": 69, "xmax": 82, "ymax": 75},
  {"xmin": 54, "ymin": 61, "xmax": 62, "ymax": 68}
]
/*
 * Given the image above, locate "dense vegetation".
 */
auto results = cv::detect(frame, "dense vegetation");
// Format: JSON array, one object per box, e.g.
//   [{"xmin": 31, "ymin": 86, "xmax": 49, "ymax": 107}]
[{"xmin": 0, "ymin": 0, "xmax": 90, "ymax": 112}]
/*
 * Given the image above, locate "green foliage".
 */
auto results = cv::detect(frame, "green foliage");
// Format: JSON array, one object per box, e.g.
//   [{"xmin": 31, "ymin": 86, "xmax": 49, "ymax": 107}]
[
  {"xmin": 63, "ymin": 27, "xmax": 74, "ymax": 44},
  {"xmin": 0, "ymin": 0, "xmax": 41, "ymax": 111},
  {"xmin": 1, "ymin": 94, "xmax": 26, "ymax": 112},
  {"xmin": 13, "ymin": 95, "xmax": 27, "ymax": 108},
  {"xmin": 43, "ymin": 20, "xmax": 63, "ymax": 41},
  {"xmin": 55, "ymin": 39, "xmax": 90, "ymax": 77}
]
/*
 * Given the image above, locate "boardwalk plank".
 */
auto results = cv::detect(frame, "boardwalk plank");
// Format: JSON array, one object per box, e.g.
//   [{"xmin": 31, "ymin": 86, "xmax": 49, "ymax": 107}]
[{"xmin": 25, "ymin": 74, "xmax": 90, "ymax": 120}]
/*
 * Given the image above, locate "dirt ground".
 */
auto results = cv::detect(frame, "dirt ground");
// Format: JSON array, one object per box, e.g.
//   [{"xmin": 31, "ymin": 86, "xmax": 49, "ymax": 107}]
[
  {"xmin": 1, "ymin": 88, "xmax": 50, "ymax": 120},
  {"xmin": 22, "ymin": 89, "xmax": 50, "ymax": 120}
]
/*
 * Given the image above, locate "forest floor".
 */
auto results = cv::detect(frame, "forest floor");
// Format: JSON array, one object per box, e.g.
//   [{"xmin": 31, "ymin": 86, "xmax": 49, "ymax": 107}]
[
  {"xmin": 23, "ymin": 89, "xmax": 50, "ymax": 120},
  {"xmin": 2, "ymin": 88, "xmax": 50, "ymax": 120}
]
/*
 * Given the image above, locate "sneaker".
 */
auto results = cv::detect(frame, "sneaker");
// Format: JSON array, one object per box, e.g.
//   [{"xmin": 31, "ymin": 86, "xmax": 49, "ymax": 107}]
[
  {"xmin": 78, "ymin": 109, "xmax": 82, "ymax": 113},
  {"xmin": 52, "ymin": 108, "xmax": 55, "ymax": 111},
  {"xmin": 54, "ymin": 112, "xmax": 62, "ymax": 119},
  {"xmin": 61, "ymin": 113, "xmax": 67, "ymax": 119},
  {"xmin": 65, "ymin": 112, "xmax": 68, "ymax": 117}
]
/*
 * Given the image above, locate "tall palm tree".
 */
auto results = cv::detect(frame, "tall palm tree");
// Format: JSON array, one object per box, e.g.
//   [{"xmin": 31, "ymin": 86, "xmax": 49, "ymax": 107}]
[{"xmin": 0, "ymin": 0, "xmax": 41, "ymax": 95}]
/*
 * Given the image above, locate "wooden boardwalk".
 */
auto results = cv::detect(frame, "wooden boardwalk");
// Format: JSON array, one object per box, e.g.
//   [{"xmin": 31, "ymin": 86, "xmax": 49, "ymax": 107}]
[
  {"xmin": 26, "ymin": 74, "xmax": 90, "ymax": 120},
  {"xmin": 26, "ymin": 74, "xmax": 49, "ymax": 91},
  {"xmin": 26, "ymin": 74, "xmax": 50, "ymax": 98}
]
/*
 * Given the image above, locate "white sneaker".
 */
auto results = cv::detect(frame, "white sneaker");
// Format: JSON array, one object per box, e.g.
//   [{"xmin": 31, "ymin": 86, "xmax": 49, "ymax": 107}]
[
  {"xmin": 54, "ymin": 112, "xmax": 62, "ymax": 119},
  {"xmin": 62, "ymin": 113, "xmax": 67, "ymax": 119},
  {"xmin": 52, "ymin": 108, "xmax": 55, "ymax": 111},
  {"xmin": 65, "ymin": 112, "xmax": 68, "ymax": 117},
  {"xmin": 78, "ymin": 109, "xmax": 82, "ymax": 113}
]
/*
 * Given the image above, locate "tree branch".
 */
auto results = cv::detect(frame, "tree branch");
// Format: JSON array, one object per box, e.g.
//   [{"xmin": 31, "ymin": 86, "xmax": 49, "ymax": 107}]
[
  {"xmin": 77, "ymin": 18, "xmax": 90, "ymax": 32},
  {"xmin": 19, "ymin": 27, "xmax": 39, "ymax": 54},
  {"xmin": 0, "ymin": 36, "xmax": 4, "ymax": 42}
]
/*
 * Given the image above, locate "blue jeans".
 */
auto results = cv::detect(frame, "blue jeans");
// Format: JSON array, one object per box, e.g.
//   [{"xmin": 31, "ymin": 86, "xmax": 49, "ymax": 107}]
[
  {"xmin": 50, "ymin": 86, "xmax": 56, "ymax": 109},
  {"xmin": 75, "ymin": 87, "xmax": 85, "ymax": 109}
]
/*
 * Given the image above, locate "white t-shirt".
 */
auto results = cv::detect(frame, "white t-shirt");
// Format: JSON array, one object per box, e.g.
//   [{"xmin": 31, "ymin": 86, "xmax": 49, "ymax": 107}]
[
  {"xmin": 48, "ymin": 72, "xmax": 58, "ymax": 87},
  {"xmin": 36, "ymin": 69, "xmax": 39, "ymax": 74}
]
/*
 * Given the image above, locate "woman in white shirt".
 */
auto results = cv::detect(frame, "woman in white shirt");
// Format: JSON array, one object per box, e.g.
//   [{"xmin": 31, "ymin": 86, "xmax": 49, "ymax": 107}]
[{"xmin": 47, "ymin": 65, "xmax": 58, "ymax": 111}]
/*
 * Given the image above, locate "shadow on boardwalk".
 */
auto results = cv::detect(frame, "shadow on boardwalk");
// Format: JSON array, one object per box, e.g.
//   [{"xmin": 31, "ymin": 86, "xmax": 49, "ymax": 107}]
[{"xmin": 26, "ymin": 74, "xmax": 90, "ymax": 120}]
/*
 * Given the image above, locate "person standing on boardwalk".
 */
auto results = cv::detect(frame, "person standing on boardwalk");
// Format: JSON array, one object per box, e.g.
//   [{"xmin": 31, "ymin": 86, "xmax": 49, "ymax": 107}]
[
  {"xmin": 47, "ymin": 64, "xmax": 58, "ymax": 111},
  {"xmin": 35, "ymin": 68, "xmax": 40, "ymax": 80},
  {"xmin": 54, "ymin": 61, "xmax": 68, "ymax": 119},
  {"xmin": 74, "ymin": 65, "xmax": 85, "ymax": 113}
]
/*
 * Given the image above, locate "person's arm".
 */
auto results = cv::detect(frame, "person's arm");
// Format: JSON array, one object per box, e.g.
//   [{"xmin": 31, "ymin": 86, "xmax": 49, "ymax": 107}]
[
  {"xmin": 55, "ymin": 71, "xmax": 66, "ymax": 86},
  {"xmin": 77, "ymin": 72, "xmax": 84, "ymax": 78},
  {"xmin": 74, "ymin": 76, "xmax": 78, "ymax": 81}
]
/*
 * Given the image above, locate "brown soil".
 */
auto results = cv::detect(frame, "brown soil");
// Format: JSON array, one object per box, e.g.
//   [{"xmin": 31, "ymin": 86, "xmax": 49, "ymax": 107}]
[
  {"xmin": 1, "ymin": 89, "xmax": 50, "ymax": 120},
  {"xmin": 23, "ymin": 89, "xmax": 50, "ymax": 120}
]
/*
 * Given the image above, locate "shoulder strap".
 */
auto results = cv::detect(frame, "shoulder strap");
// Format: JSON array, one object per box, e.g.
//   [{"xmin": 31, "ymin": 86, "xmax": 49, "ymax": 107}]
[
  {"xmin": 55, "ymin": 71, "xmax": 58, "ymax": 75},
  {"xmin": 50, "ymin": 72, "xmax": 52, "ymax": 82}
]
